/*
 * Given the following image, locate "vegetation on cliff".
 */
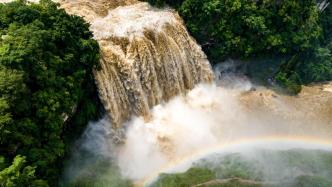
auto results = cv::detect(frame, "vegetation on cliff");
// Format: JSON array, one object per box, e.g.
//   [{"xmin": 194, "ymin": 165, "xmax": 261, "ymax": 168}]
[
  {"xmin": 275, "ymin": 3, "xmax": 332, "ymax": 94},
  {"xmin": 146, "ymin": 0, "xmax": 332, "ymax": 94},
  {"xmin": 0, "ymin": 0, "xmax": 331, "ymax": 186},
  {"xmin": 152, "ymin": 150, "xmax": 332, "ymax": 187},
  {"xmin": 0, "ymin": 0, "xmax": 100, "ymax": 185}
]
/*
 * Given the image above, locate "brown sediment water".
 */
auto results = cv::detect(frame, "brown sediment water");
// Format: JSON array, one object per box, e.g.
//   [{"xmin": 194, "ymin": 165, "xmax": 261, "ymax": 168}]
[
  {"xmin": 114, "ymin": 81, "xmax": 332, "ymax": 183},
  {"xmin": 2, "ymin": 1, "xmax": 332, "ymax": 185},
  {"xmin": 0, "ymin": 0, "xmax": 214, "ymax": 127},
  {"xmin": 61, "ymin": 1, "xmax": 214, "ymax": 127}
]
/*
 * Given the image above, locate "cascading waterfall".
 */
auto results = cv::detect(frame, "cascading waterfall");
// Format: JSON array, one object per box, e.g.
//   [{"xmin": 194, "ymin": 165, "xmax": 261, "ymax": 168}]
[
  {"xmin": 0, "ymin": 0, "xmax": 331, "ymax": 186},
  {"xmin": 59, "ymin": 0, "xmax": 138, "ymax": 22},
  {"xmin": 8, "ymin": 0, "xmax": 327, "ymax": 186},
  {"xmin": 64, "ymin": 72, "xmax": 332, "ymax": 186},
  {"xmin": 61, "ymin": 1, "xmax": 214, "ymax": 127}
]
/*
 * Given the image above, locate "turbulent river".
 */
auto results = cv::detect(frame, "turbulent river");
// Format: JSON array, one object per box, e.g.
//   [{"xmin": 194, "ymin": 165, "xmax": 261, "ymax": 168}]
[
  {"xmin": 2, "ymin": 0, "xmax": 331, "ymax": 186},
  {"xmin": 58, "ymin": 1, "xmax": 332, "ymax": 186}
]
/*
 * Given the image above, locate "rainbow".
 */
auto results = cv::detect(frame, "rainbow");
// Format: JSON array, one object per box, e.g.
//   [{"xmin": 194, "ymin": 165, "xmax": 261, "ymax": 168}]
[{"xmin": 136, "ymin": 135, "xmax": 332, "ymax": 187}]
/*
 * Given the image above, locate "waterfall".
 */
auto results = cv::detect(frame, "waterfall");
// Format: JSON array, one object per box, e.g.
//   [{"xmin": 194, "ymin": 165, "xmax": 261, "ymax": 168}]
[
  {"xmin": 55, "ymin": 1, "xmax": 332, "ymax": 185},
  {"xmin": 61, "ymin": 1, "xmax": 214, "ymax": 127}
]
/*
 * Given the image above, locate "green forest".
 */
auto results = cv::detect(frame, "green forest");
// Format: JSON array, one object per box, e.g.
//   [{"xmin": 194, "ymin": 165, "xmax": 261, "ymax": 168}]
[
  {"xmin": 0, "ymin": 0, "xmax": 331, "ymax": 186},
  {"xmin": 0, "ymin": 0, "xmax": 100, "ymax": 186},
  {"xmin": 147, "ymin": 0, "xmax": 332, "ymax": 94}
]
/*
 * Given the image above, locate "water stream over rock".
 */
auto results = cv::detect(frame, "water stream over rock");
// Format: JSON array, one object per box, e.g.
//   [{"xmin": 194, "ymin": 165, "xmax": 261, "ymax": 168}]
[{"xmin": 61, "ymin": 1, "xmax": 213, "ymax": 126}]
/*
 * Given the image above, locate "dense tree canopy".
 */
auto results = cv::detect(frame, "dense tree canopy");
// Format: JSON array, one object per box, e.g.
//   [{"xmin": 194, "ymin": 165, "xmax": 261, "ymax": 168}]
[
  {"xmin": 0, "ymin": 0, "xmax": 100, "ymax": 185},
  {"xmin": 0, "ymin": 155, "xmax": 48, "ymax": 186},
  {"xmin": 146, "ymin": 0, "xmax": 332, "ymax": 94},
  {"xmin": 147, "ymin": 0, "xmax": 321, "ymax": 61},
  {"xmin": 0, "ymin": 0, "xmax": 331, "ymax": 185},
  {"xmin": 146, "ymin": 0, "xmax": 184, "ymax": 8},
  {"xmin": 275, "ymin": 3, "xmax": 332, "ymax": 94}
]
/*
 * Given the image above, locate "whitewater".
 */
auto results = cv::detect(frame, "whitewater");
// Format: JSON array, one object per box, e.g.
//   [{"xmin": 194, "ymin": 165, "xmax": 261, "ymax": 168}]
[
  {"xmin": 1, "ymin": 0, "xmax": 330, "ymax": 186},
  {"xmin": 55, "ymin": 1, "xmax": 332, "ymax": 186}
]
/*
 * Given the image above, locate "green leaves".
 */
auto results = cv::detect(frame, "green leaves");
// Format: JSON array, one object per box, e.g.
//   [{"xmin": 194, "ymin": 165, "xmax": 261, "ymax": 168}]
[
  {"xmin": 147, "ymin": 0, "xmax": 332, "ymax": 94},
  {"xmin": 182, "ymin": 0, "xmax": 321, "ymax": 61},
  {"xmin": 146, "ymin": 0, "xmax": 184, "ymax": 8},
  {"xmin": 0, "ymin": 0, "xmax": 100, "ymax": 185},
  {"xmin": 148, "ymin": 0, "xmax": 321, "ymax": 58},
  {"xmin": 0, "ymin": 155, "xmax": 48, "ymax": 187}
]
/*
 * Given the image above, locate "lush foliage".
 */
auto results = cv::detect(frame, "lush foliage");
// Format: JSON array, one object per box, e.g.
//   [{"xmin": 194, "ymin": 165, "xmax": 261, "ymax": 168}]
[
  {"xmin": 0, "ymin": 0, "xmax": 100, "ymax": 185},
  {"xmin": 0, "ymin": 155, "xmax": 48, "ymax": 186},
  {"xmin": 320, "ymin": 1, "xmax": 332, "ymax": 45},
  {"xmin": 145, "ymin": 0, "xmax": 184, "ymax": 8},
  {"xmin": 146, "ymin": 0, "xmax": 332, "ymax": 94},
  {"xmin": 147, "ymin": 0, "xmax": 321, "ymax": 61},
  {"xmin": 152, "ymin": 167, "xmax": 216, "ymax": 187},
  {"xmin": 64, "ymin": 160, "xmax": 132, "ymax": 187},
  {"xmin": 275, "ymin": 3, "xmax": 332, "ymax": 94}
]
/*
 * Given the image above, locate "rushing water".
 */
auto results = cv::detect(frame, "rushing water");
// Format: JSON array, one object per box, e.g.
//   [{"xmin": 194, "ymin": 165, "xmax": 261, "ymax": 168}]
[
  {"xmin": 57, "ymin": 1, "xmax": 332, "ymax": 186},
  {"xmin": 62, "ymin": 1, "xmax": 214, "ymax": 127},
  {"xmin": 63, "ymin": 73, "xmax": 332, "ymax": 186},
  {"xmin": 1, "ymin": 0, "xmax": 330, "ymax": 186}
]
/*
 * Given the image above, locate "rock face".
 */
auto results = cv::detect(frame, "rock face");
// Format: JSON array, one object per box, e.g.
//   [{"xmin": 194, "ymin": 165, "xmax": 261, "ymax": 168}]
[{"xmin": 60, "ymin": 1, "xmax": 214, "ymax": 127}]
